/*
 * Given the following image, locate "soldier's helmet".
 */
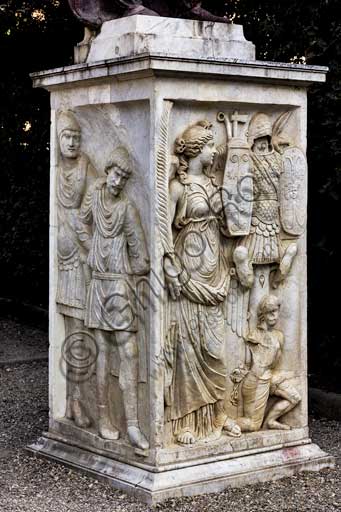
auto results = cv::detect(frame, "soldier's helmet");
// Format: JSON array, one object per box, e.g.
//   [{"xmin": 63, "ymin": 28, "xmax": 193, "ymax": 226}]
[
  {"xmin": 248, "ymin": 113, "xmax": 272, "ymax": 147},
  {"xmin": 57, "ymin": 109, "xmax": 81, "ymax": 138}
]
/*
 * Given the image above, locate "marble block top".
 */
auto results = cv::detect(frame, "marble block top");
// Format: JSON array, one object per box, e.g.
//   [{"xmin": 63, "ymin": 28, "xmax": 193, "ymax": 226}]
[
  {"xmin": 30, "ymin": 16, "xmax": 328, "ymax": 90},
  {"xmin": 86, "ymin": 15, "xmax": 256, "ymax": 62}
]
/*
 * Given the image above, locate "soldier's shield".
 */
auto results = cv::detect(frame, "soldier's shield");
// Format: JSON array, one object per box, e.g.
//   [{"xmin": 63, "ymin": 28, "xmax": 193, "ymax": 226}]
[
  {"xmin": 221, "ymin": 139, "xmax": 253, "ymax": 236},
  {"xmin": 280, "ymin": 146, "xmax": 307, "ymax": 236}
]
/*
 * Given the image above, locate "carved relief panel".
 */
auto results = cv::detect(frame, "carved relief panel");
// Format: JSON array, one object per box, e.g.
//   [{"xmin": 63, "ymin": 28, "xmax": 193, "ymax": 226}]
[
  {"xmin": 53, "ymin": 98, "xmax": 308, "ymax": 456},
  {"xmin": 54, "ymin": 104, "xmax": 151, "ymax": 453},
  {"xmin": 157, "ymin": 101, "xmax": 307, "ymax": 446}
]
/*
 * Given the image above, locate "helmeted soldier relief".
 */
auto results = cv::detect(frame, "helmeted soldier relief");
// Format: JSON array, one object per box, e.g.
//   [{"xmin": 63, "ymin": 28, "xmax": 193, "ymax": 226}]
[
  {"xmin": 80, "ymin": 147, "xmax": 150, "ymax": 450},
  {"xmin": 227, "ymin": 112, "xmax": 300, "ymax": 330},
  {"xmin": 233, "ymin": 113, "xmax": 298, "ymax": 293},
  {"xmin": 56, "ymin": 110, "xmax": 97, "ymax": 428}
]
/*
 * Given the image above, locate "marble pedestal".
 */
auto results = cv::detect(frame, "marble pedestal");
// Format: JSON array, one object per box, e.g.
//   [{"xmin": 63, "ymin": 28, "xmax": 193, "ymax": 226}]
[{"xmin": 29, "ymin": 16, "xmax": 333, "ymax": 504}]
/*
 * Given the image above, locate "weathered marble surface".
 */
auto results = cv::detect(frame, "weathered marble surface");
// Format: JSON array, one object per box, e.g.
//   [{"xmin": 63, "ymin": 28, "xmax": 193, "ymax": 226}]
[
  {"xmin": 86, "ymin": 16, "xmax": 255, "ymax": 62},
  {"xmin": 29, "ymin": 15, "xmax": 333, "ymax": 503},
  {"xmin": 29, "ymin": 437, "xmax": 333, "ymax": 505}
]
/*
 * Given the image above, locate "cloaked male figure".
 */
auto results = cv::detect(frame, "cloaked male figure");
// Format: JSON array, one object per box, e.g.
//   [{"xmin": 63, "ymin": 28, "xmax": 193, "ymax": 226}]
[
  {"xmin": 80, "ymin": 147, "xmax": 150, "ymax": 450},
  {"xmin": 56, "ymin": 110, "xmax": 97, "ymax": 428}
]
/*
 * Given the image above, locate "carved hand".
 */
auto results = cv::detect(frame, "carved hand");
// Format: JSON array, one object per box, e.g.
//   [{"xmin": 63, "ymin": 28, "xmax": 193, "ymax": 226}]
[
  {"xmin": 130, "ymin": 257, "xmax": 150, "ymax": 276},
  {"xmin": 230, "ymin": 365, "xmax": 249, "ymax": 384},
  {"xmin": 163, "ymin": 254, "xmax": 182, "ymax": 300},
  {"xmin": 272, "ymin": 134, "xmax": 291, "ymax": 154}
]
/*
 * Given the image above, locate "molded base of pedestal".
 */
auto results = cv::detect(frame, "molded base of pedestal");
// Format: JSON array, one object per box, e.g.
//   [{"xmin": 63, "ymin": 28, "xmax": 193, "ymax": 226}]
[{"xmin": 27, "ymin": 437, "xmax": 334, "ymax": 505}]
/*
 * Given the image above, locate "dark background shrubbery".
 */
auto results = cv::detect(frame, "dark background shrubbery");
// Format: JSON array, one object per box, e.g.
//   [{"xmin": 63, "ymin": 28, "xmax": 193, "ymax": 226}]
[{"xmin": 0, "ymin": 0, "xmax": 340, "ymax": 391}]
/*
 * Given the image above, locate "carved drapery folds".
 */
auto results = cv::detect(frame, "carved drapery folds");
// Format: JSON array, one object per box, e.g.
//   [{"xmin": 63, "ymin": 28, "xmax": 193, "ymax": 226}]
[
  {"xmin": 159, "ymin": 105, "xmax": 307, "ymax": 444},
  {"xmin": 80, "ymin": 147, "xmax": 150, "ymax": 450},
  {"xmin": 56, "ymin": 109, "xmax": 97, "ymax": 429},
  {"xmin": 56, "ymin": 103, "xmax": 307, "ymax": 453},
  {"xmin": 56, "ymin": 112, "xmax": 149, "ymax": 451},
  {"xmin": 161, "ymin": 119, "xmax": 241, "ymax": 444},
  {"xmin": 230, "ymin": 295, "xmax": 301, "ymax": 432}
]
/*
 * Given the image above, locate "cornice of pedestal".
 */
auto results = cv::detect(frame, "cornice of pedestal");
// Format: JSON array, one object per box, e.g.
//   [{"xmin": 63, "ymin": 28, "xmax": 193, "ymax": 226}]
[
  {"xmin": 30, "ymin": 15, "xmax": 327, "ymax": 91},
  {"xmin": 31, "ymin": 53, "xmax": 328, "ymax": 91}
]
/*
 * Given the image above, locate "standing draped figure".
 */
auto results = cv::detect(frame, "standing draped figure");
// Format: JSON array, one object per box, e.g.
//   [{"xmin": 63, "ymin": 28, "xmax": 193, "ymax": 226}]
[
  {"xmin": 163, "ymin": 120, "xmax": 241, "ymax": 445},
  {"xmin": 56, "ymin": 110, "xmax": 97, "ymax": 427}
]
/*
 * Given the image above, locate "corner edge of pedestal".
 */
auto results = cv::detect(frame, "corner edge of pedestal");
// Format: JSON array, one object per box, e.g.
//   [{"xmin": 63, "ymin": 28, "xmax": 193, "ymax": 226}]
[{"xmin": 26, "ymin": 436, "xmax": 335, "ymax": 505}]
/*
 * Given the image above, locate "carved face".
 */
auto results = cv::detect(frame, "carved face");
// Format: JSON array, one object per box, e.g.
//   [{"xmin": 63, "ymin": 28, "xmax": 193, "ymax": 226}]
[
  {"xmin": 264, "ymin": 305, "xmax": 280, "ymax": 328},
  {"xmin": 253, "ymin": 136, "xmax": 270, "ymax": 155},
  {"xmin": 106, "ymin": 166, "xmax": 130, "ymax": 196},
  {"xmin": 199, "ymin": 140, "xmax": 217, "ymax": 167},
  {"xmin": 59, "ymin": 129, "xmax": 81, "ymax": 159}
]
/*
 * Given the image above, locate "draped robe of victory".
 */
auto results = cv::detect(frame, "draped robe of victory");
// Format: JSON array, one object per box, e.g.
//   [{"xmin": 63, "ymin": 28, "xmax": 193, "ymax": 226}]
[{"xmin": 164, "ymin": 121, "xmax": 241, "ymax": 444}]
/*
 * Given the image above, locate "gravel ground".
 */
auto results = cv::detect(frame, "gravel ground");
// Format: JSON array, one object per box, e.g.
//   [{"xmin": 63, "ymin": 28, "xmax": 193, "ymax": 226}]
[
  {"xmin": 0, "ymin": 318, "xmax": 48, "ymax": 362},
  {"xmin": 0, "ymin": 319, "xmax": 340, "ymax": 511}
]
